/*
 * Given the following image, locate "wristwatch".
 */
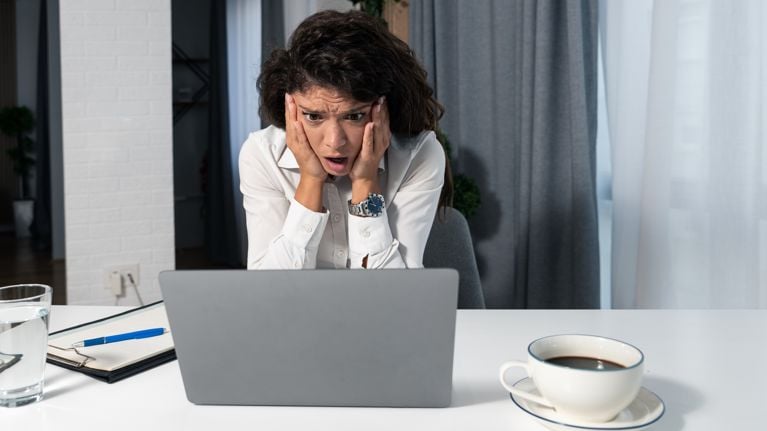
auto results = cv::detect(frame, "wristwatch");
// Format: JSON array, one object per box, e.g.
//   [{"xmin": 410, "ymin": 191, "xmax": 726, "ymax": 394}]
[{"xmin": 348, "ymin": 193, "xmax": 385, "ymax": 218}]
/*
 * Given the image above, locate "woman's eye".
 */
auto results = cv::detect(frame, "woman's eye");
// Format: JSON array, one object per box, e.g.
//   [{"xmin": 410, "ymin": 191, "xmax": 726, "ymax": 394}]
[
  {"xmin": 303, "ymin": 113, "xmax": 322, "ymax": 122},
  {"xmin": 346, "ymin": 113, "xmax": 366, "ymax": 122}
]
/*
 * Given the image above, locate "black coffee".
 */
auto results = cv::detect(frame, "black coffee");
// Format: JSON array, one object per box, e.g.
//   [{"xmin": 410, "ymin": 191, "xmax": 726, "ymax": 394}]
[{"xmin": 545, "ymin": 356, "xmax": 626, "ymax": 371}]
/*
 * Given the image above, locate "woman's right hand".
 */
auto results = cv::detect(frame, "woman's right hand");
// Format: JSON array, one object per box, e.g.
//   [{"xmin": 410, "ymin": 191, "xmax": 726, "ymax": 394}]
[
  {"xmin": 285, "ymin": 93, "xmax": 326, "ymax": 182},
  {"xmin": 286, "ymin": 93, "xmax": 326, "ymax": 212}
]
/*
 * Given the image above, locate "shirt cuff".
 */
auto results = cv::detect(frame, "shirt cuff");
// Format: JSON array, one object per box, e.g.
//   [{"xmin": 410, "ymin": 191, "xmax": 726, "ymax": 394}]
[
  {"xmin": 348, "ymin": 207, "xmax": 394, "ymax": 258},
  {"xmin": 282, "ymin": 198, "xmax": 329, "ymax": 250}
]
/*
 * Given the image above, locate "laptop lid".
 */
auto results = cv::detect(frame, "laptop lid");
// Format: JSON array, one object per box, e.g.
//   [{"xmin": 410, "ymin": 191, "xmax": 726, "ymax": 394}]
[{"xmin": 159, "ymin": 269, "xmax": 458, "ymax": 407}]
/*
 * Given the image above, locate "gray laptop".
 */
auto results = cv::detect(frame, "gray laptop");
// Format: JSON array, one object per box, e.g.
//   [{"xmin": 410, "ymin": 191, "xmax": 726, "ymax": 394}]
[{"xmin": 159, "ymin": 269, "xmax": 458, "ymax": 407}]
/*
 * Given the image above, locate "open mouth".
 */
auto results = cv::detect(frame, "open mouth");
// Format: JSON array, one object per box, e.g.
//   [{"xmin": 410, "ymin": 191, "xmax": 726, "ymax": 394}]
[{"xmin": 325, "ymin": 157, "xmax": 348, "ymax": 172}]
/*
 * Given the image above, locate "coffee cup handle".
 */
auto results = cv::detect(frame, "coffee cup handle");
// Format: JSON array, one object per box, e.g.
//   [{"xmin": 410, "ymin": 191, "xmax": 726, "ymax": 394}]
[{"xmin": 499, "ymin": 361, "xmax": 556, "ymax": 409}]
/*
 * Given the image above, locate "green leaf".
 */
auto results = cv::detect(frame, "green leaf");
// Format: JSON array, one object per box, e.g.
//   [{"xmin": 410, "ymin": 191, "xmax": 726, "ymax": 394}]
[
  {"xmin": 453, "ymin": 174, "xmax": 481, "ymax": 219},
  {"xmin": 435, "ymin": 127, "xmax": 481, "ymax": 219},
  {"xmin": 0, "ymin": 106, "xmax": 35, "ymax": 136}
]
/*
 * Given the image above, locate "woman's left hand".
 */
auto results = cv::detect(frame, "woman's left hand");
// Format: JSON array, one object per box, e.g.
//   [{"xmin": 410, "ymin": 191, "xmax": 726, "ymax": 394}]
[{"xmin": 350, "ymin": 97, "xmax": 390, "ymax": 190}]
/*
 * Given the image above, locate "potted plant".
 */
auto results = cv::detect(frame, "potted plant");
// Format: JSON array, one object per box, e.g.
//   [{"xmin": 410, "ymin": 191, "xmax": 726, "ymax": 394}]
[{"xmin": 0, "ymin": 106, "xmax": 36, "ymax": 238}]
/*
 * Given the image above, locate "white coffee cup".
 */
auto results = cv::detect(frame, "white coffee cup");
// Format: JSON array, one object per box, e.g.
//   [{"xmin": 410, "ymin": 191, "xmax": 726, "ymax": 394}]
[{"xmin": 499, "ymin": 334, "xmax": 644, "ymax": 423}]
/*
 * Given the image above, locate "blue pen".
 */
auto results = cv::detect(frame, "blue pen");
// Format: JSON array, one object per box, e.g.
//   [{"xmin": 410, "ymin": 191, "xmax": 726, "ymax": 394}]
[{"xmin": 72, "ymin": 328, "xmax": 166, "ymax": 348}]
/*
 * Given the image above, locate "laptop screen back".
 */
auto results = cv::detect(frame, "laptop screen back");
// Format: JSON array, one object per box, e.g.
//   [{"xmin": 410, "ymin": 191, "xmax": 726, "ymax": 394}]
[{"xmin": 159, "ymin": 269, "xmax": 458, "ymax": 407}]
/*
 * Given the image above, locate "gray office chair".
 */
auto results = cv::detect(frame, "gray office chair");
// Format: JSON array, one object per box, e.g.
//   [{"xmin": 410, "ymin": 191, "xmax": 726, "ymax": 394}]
[{"xmin": 423, "ymin": 207, "xmax": 486, "ymax": 309}]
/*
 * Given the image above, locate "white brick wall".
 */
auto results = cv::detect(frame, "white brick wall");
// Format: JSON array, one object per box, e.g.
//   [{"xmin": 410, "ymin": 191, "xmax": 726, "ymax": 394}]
[{"xmin": 60, "ymin": 0, "xmax": 174, "ymax": 305}]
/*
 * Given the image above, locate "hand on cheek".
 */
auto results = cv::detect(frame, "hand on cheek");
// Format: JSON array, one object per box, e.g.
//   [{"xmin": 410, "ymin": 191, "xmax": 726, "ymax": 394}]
[
  {"xmin": 285, "ymin": 93, "xmax": 326, "ymax": 182},
  {"xmin": 350, "ymin": 97, "xmax": 390, "ymax": 202},
  {"xmin": 286, "ymin": 93, "xmax": 326, "ymax": 212}
]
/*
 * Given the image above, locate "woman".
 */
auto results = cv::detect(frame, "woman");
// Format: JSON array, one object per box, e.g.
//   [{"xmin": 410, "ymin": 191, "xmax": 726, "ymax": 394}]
[{"xmin": 239, "ymin": 9, "xmax": 449, "ymax": 270}]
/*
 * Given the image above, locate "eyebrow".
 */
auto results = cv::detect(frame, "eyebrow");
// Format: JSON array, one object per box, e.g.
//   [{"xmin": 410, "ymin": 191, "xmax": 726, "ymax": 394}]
[{"xmin": 298, "ymin": 104, "xmax": 370, "ymax": 115}]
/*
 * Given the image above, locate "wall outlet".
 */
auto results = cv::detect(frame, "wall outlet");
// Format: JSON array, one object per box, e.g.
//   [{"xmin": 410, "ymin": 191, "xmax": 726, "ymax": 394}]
[
  {"xmin": 107, "ymin": 270, "xmax": 122, "ymax": 295},
  {"xmin": 104, "ymin": 264, "xmax": 140, "ymax": 296}
]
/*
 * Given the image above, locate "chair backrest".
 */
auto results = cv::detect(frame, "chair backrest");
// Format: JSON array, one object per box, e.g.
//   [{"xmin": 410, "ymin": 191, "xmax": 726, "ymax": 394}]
[{"xmin": 423, "ymin": 207, "xmax": 486, "ymax": 309}]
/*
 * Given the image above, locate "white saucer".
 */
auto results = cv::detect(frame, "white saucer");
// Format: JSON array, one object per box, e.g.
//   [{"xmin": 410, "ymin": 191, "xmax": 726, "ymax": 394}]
[{"xmin": 508, "ymin": 378, "xmax": 665, "ymax": 431}]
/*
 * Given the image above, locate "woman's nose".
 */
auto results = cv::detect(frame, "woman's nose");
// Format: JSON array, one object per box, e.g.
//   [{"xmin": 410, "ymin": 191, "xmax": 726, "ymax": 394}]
[{"xmin": 325, "ymin": 122, "xmax": 347, "ymax": 149}]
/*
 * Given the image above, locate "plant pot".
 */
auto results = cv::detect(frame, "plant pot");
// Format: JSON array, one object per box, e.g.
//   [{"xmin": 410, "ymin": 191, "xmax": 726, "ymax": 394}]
[{"xmin": 13, "ymin": 199, "xmax": 34, "ymax": 239}]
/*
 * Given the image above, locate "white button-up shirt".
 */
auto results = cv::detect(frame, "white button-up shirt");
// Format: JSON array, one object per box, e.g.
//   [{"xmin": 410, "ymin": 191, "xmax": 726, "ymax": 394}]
[{"xmin": 239, "ymin": 125, "xmax": 445, "ymax": 269}]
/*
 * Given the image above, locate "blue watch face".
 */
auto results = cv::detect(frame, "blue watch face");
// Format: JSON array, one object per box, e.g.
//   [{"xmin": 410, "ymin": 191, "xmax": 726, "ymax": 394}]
[{"xmin": 367, "ymin": 194, "xmax": 384, "ymax": 214}]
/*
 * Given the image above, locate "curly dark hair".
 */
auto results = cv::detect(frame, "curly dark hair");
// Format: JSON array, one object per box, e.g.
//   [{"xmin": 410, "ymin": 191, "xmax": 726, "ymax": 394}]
[
  {"xmin": 257, "ymin": 9, "xmax": 443, "ymax": 135},
  {"xmin": 258, "ymin": 9, "xmax": 452, "ymax": 213}
]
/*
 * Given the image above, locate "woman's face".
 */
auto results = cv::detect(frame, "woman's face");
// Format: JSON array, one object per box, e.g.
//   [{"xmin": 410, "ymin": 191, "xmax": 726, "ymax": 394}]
[{"xmin": 290, "ymin": 86, "xmax": 374, "ymax": 177}]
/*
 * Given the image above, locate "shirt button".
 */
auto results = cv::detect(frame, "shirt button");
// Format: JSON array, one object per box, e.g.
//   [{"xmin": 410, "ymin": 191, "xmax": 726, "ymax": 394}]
[
  {"xmin": 303, "ymin": 223, "xmax": 313, "ymax": 233},
  {"xmin": 336, "ymin": 250, "xmax": 345, "ymax": 258},
  {"xmin": 361, "ymin": 230, "xmax": 371, "ymax": 238},
  {"xmin": 332, "ymin": 214, "xmax": 341, "ymax": 223}
]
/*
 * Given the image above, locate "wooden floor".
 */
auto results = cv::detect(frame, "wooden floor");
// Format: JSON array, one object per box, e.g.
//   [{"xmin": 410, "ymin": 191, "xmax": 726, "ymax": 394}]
[
  {"xmin": 1, "ymin": 233, "xmax": 229, "ymax": 305},
  {"xmin": 0, "ymin": 232, "xmax": 67, "ymax": 305}
]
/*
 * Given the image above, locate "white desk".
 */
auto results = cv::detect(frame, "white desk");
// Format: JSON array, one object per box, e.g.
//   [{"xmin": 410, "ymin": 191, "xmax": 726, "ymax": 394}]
[{"xmin": 4, "ymin": 306, "xmax": 765, "ymax": 430}]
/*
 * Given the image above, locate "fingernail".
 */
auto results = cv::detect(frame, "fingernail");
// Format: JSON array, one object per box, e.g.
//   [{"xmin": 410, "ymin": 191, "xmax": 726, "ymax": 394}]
[
  {"xmin": 285, "ymin": 93, "xmax": 291, "ymax": 104},
  {"xmin": 378, "ymin": 96, "xmax": 385, "ymax": 105}
]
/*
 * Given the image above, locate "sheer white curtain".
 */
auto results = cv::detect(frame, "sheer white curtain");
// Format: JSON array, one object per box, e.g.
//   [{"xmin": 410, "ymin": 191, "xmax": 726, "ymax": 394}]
[{"xmin": 601, "ymin": 0, "xmax": 767, "ymax": 308}]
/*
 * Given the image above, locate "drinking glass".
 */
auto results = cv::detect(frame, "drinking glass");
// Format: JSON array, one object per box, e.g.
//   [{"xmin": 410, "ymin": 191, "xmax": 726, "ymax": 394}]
[{"xmin": 0, "ymin": 284, "xmax": 52, "ymax": 407}]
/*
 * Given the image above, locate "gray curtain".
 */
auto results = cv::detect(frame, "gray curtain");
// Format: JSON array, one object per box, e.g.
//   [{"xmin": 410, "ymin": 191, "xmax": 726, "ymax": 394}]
[
  {"xmin": 410, "ymin": 0, "xmax": 599, "ymax": 308},
  {"xmin": 261, "ymin": 0, "xmax": 285, "ymax": 58},
  {"xmin": 260, "ymin": 0, "xmax": 285, "ymax": 127}
]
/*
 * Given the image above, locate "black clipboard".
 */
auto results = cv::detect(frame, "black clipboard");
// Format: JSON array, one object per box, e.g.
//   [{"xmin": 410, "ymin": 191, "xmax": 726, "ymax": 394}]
[{"xmin": 46, "ymin": 301, "xmax": 176, "ymax": 383}]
